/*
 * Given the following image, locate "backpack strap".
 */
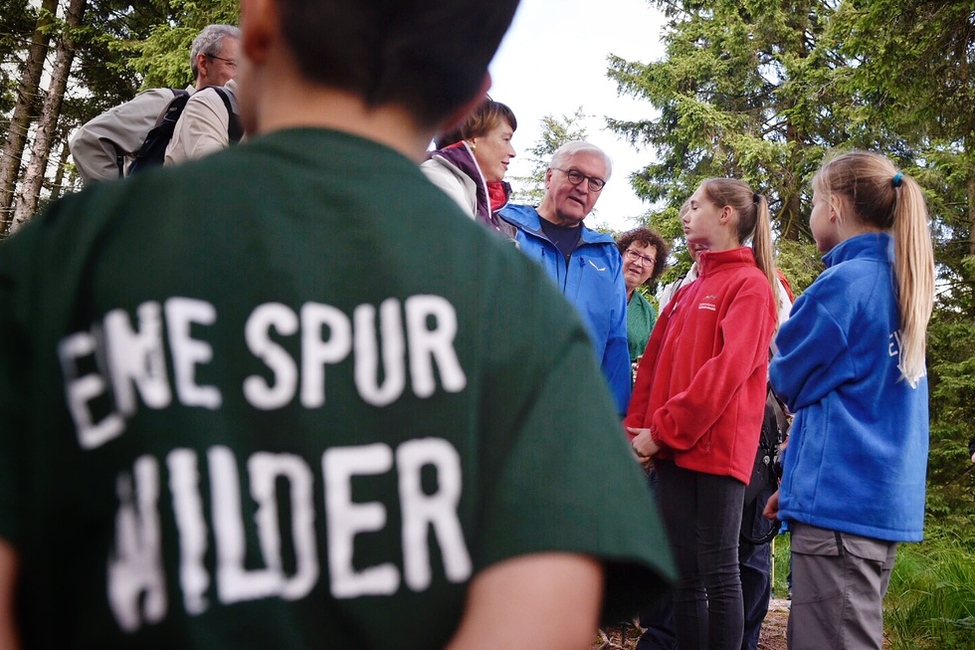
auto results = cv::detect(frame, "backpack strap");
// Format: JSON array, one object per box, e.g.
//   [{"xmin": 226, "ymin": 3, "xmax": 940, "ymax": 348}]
[
  {"xmin": 768, "ymin": 383, "xmax": 790, "ymax": 440},
  {"xmin": 127, "ymin": 89, "xmax": 192, "ymax": 175},
  {"xmin": 211, "ymin": 86, "xmax": 244, "ymax": 144}
]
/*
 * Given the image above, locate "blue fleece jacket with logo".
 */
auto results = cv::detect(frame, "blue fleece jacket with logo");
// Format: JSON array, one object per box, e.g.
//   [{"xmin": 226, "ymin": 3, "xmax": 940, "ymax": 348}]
[
  {"xmin": 500, "ymin": 204, "xmax": 630, "ymax": 414},
  {"xmin": 771, "ymin": 233, "xmax": 928, "ymax": 542}
]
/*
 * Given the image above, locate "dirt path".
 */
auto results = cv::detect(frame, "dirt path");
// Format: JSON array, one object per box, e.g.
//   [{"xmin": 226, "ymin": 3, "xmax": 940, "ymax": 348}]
[
  {"xmin": 758, "ymin": 598, "xmax": 790, "ymax": 650},
  {"xmin": 592, "ymin": 598, "xmax": 790, "ymax": 650}
]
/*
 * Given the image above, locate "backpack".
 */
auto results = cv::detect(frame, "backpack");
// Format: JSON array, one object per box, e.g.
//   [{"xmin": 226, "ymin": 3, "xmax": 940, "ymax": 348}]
[
  {"xmin": 740, "ymin": 385, "xmax": 789, "ymax": 545},
  {"xmin": 128, "ymin": 86, "xmax": 243, "ymax": 175}
]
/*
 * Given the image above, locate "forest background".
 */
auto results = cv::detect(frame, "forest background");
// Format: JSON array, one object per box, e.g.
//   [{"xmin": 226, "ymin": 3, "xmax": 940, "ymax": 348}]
[{"xmin": 1, "ymin": 0, "xmax": 975, "ymax": 646}]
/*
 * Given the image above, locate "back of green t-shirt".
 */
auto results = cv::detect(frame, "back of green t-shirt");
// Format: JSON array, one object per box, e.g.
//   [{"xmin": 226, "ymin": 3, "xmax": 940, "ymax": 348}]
[{"xmin": 0, "ymin": 128, "xmax": 674, "ymax": 649}]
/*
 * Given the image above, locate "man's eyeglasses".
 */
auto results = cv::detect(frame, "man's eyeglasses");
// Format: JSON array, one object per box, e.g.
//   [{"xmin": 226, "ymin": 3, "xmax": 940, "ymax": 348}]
[
  {"xmin": 554, "ymin": 168, "xmax": 606, "ymax": 192},
  {"xmin": 624, "ymin": 249, "xmax": 656, "ymax": 267},
  {"xmin": 208, "ymin": 54, "xmax": 238, "ymax": 68}
]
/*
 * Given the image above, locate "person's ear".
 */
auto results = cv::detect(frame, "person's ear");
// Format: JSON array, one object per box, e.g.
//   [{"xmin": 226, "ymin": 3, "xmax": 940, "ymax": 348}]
[
  {"xmin": 196, "ymin": 53, "xmax": 210, "ymax": 80},
  {"xmin": 828, "ymin": 194, "xmax": 844, "ymax": 223},
  {"xmin": 240, "ymin": 0, "xmax": 277, "ymax": 65},
  {"xmin": 544, "ymin": 167, "xmax": 554, "ymax": 188},
  {"xmin": 438, "ymin": 72, "xmax": 492, "ymax": 137},
  {"xmin": 719, "ymin": 205, "xmax": 733, "ymax": 224}
]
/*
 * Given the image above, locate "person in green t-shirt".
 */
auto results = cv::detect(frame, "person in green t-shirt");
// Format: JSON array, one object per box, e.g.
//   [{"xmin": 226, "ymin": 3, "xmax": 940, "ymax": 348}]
[{"xmin": 0, "ymin": 1, "xmax": 675, "ymax": 648}]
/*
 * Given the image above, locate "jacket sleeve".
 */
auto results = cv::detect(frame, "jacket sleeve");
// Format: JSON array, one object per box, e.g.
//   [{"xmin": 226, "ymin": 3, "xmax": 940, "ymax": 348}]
[
  {"xmin": 602, "ymin": 256, "xmax": 631, "ymax": 416},
  {"xmin": 652, "ymin": 286, "xmax": 775, "ymax": 451},
  {"xmin": 165, "ymin": 87, "xmax": 231, "ymax": 166},
  {"xmin": 69, "ymin": 89, "xmax": 172, "ymax": 185},
  {"xmin": 770, "ymin": 290, "xmax": 855, "ymax": 412}
]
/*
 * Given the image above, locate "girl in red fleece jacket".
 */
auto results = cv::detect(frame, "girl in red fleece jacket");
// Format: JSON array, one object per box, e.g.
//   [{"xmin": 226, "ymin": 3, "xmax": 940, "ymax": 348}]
[{"xmin": 626, "ymin": 178, "xmax": 778, "ymax": 650}]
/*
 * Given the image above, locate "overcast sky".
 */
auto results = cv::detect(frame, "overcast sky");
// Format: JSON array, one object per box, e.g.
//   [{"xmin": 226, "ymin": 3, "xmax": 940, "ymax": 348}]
[{"xmin": 488, "ymin": 0, "xmax": 667, "ymax": 232}]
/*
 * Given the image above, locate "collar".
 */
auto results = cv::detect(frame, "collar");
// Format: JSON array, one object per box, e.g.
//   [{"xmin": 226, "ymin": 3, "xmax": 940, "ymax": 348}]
[
  {"xmin": 822, "ymin": 232, "xmax": 892, "ymax": 268},
  {"xmin": 430, "ymin": 141, "xmax": 481, "ymax": 181},
  {"xmin": 487, "ymin": 180, "xmax": 510, "ymax": 212},
  {"xmin": 696, "ymin": 247, "xmax": 757, "ymax": 277},
  {"xmin": 499, "ymin": 204, "xmax": 615, "ymax": 246}
]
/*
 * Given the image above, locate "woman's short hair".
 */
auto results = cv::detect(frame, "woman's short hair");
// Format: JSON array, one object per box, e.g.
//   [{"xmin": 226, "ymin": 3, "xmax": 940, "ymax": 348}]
[
  {"xmin": 435, "ymin": 98, "xmax": 517, "ymax": 149},
  {"xmin": 616, "ymin": 227, "xmax": 668, "ymax": 283}
]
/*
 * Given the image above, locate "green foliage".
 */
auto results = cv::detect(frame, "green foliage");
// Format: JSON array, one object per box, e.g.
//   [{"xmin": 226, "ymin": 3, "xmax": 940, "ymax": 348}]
[
  {"xmin": 606, "ymin": 0, "xmax": 856, "ymax": 247},
  {"xmin": 509, "ymin": 107, "xmax": 589, "ymax": 205},
  {"xmin": 72, "ymin": 0, "xmax": 176, "ymax": 104},
  {"xmin": 0, "ymin": 0, "xmax": 36, "ymax": 137},
  {"xmin": 774, "ymin": 237, "xmax": 822, "ymax": 296},
  {"xmin": 771, "ymin": 532, "xmax": 791, "ymax": 600},
  {"xmin": 128, "ymin": 0, "xmax": 239, "ymax": 89},
  {"xmin": 885, "ymin": 538, "xmax": 975, "ymax": 649}
]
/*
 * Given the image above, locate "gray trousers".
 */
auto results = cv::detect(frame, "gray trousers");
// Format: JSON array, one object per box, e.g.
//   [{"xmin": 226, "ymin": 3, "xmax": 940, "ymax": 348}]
[{"xmin": 787, "ymin": 522, "xmax": 897, "ymax": 650}]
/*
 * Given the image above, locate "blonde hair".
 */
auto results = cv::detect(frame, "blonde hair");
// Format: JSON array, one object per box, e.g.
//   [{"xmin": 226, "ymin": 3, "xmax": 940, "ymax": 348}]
[
  {"xmin": 814, "ymin": 150, "xmax": 935, "ymax": 386},
  {"xmin": 699, "ymin": 178, "xmax": 780, "ymax": 312}
]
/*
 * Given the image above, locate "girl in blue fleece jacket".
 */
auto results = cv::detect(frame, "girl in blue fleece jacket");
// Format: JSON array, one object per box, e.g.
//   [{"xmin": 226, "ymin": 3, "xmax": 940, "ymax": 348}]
[{"xmin": 765, "ymin": 151, "xmax": 934, "ymax": 650}]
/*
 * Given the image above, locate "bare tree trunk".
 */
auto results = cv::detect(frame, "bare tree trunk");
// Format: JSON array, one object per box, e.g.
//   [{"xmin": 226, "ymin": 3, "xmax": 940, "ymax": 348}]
[
  {"xmin": 0, "ymin": 0, "xmax": 58, "ymax": 234},
  {"xmin": 10, "ymin": 0, "xmax": 87, "ymax": 233},
  {"xmin": 48, "ymin": 140, "xmax": 72, "ymax": 203}
]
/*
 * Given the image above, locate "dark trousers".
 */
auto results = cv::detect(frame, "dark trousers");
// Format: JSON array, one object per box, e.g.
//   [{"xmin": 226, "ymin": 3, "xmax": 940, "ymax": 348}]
[
  {"xmin": 637, "ymin": 469, "xmax": 678, "ymax": 650},
  {"xmin": 738, "ymin": 486, "xmax": 776, "ymax": 650},
  {"xmin": 656, "ymin": 461, "xmax": 745, "ymax": 650}
]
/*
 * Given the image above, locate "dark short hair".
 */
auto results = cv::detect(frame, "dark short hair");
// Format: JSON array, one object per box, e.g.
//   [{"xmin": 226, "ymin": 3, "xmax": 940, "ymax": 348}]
[
  {"xmin": 616, "ymin": 227, "xmax": 669, "ymax": 283},
  {"xmin": 277, "ymin": 0, "xmax": 521, "ymax": 127}
]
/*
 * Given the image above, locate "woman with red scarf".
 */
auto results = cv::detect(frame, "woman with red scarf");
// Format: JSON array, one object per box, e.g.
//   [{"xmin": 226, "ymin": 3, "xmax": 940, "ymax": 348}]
[{"xmin": 422, "ymin": 98, "xmax": 518, "ymax": 240}]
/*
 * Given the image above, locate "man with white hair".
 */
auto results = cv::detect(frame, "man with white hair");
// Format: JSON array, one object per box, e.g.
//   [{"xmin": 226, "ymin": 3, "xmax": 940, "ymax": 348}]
[
  {"xmin": 501, "ymin": 141, "xmax": 630, "ymax": 414},
  {"xmin": 69, "ymin": 24, "xmax": 240, "ymax": 184}
]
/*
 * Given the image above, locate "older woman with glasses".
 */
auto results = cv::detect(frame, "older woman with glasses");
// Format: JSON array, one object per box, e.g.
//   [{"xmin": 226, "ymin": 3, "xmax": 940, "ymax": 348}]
[
  {"xmin": 616, "ymin": 227, "xmax": 669, "ymax": 370},
  {"xmin": 422, "ymin": 98, "xmax": 518, "ymax": 239}
]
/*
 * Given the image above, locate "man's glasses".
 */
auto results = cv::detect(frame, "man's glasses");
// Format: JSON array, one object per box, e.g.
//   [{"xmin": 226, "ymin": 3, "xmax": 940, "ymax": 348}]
[
  {"xmin": 624, "ymin": 249, "xmax": 656, "ymax": 267},
  {"xmin": 208, "ymin": 54, "xmax": 238, "ymax": 68},
  {"xmin": 554, "ymin": 168, "xmax": 606, "ymax": 192}
]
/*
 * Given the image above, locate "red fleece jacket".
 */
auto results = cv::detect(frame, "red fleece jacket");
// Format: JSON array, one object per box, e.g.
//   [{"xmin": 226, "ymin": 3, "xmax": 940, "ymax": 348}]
[{"xmin": 625, "ymin": 247, "xmax": 776, "ymax": 483}]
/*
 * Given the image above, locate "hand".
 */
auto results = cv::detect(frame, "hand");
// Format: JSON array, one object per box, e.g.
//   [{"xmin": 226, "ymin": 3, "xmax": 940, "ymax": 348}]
[
  {"xmin": 626, "ymin": 427, "xmax": 660, "ymax": 465},
  {"xmin": 762, "ymin": 490, "xmax": 780, "ymax": 521}
]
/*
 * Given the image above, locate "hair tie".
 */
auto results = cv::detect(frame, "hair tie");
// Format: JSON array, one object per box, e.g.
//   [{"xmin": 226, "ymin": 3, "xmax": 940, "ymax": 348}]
[
  {"xmin": 892, "ymin": 172, "xmax": 903, "ymax": 188},
  {"xmin": 753, "ymin": 192, "xmax": 760, "ymax": 204}
]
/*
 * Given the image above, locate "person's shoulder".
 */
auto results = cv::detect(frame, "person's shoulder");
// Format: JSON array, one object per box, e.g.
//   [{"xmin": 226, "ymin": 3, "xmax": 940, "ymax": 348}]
[
  {"xmin": 134, "ymin": 87, "xmax": 182, "ymax": 100},
  {"xmin": 579, "ymin": 224, "xmax": 617, "ymax": 247},
  {"xmin": 0, "ymin": 181, "xmax": 126, "ymax": 281},
  {"xmin": 183, "ymin": 85, "xmax": 230, "ymax": 111},
  {"xmin": 809, "ymin": 256, "xmax": 886, "ymax": 303},
  {"xmin": 497, "ymin": 203, "xmax": 539, "ymax": 228},
  {"xmin": 420, "ymin": 155, "xmax": 469, "ymax": 186}
]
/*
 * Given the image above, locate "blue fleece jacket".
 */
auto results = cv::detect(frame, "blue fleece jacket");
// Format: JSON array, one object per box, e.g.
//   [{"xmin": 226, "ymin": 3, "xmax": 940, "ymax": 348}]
[
  {"xmin": 771, "ymin": 233, "xmax": 928, "ymax": 542},
  {"xmin": 500, "ymin": 204, "xmax": 631, "ymax": 414}
]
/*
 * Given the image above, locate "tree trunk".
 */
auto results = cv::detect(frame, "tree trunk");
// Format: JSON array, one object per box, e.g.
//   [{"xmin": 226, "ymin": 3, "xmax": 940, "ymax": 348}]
[
  {"xmin": 48, "ymin": 140, "xmax": 73, "ymax": 203},
  {"xmin": 0, "ymin": 0, "xmax": 58, "ymax": 235},
  {"xmin": 9, "ymin": 0, "xmax": 87, "ymax": 234}
]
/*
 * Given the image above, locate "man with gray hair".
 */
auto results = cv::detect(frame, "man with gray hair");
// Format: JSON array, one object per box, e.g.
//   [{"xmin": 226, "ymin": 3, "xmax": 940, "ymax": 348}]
[
  {"xmin": 501, "ymin": 140, "xmax": 631, "ymax": 415},
  {"xmin": 69, "ymin": 24, "xmax": 240, "ymax": 184}
]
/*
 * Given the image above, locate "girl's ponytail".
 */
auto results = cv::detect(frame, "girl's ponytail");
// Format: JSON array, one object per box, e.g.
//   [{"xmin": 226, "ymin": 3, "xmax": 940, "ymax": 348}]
[
  {"xmin": 751, "ymin": 193, "xmax": 780, "ymax": 313},
  {"xmin": 700, "ymin": 179, "xmax": 781, "ymax": 313},
  {"xmin": 816, "ymin": 151, "xmax": 934, "ymax": 386},
  {"xmin": 892, "ymin": 174, "xmax": 934, "ymax": 387}
]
